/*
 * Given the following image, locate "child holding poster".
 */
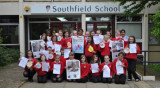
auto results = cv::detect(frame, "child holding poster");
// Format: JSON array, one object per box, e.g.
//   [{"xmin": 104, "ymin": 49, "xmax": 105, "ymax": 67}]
[
  {"xmin": 57, "ymin": 30, "xmax": 63, "ymax": 44},
  {"xmin": 120, "ymin": 29, "xmax": 128, "ymax": 46},
  {"xmin": 100, "ymin": 55, "xmax": 113, "ymax": 83},
  {"xmin": 90, "ymin": 55, "xmax": 101, "ymax": 83},
  {"xmin": 113, "ymin": 52, "xmax": 128, "ymax": 84},
  {"xmin": 50, "ymin": 55, "xmax": 64, "ymax": 82},
  {"xmin": 51, "ymin": 35, "xmax": 61, "ymax": 52},
  {"xmin": 98, "ymin": 35, "xmax": 110, "ymax": 63},
  {"xmin": 34, "ymin": 54, "xmax": 49, "ymax": 83},
  {"xmin": 85, "ymin": 36, "xmax": 97, "ymax": 63},
  {"xmin": 19, "ymin": 50, "xmax": 37, "ymax": 82},
  {"xmin": 61, "ymin": 31, "xmax": 72, "ymax": 50},
  {"xmin": 77, "ymin": 55, "xmax": 90, "ymax": 83},
  {"xmin": 124, "ymin": 36, "xmax": 141, "ymax": 82},
  {"xmin": 40, "ymin": 33, "xmax": 48, "ymax": 51}
]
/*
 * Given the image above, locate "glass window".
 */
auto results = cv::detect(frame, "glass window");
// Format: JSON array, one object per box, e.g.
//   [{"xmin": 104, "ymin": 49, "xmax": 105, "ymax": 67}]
[
  {"xmin": 117, "ymin": 15, "xmax": 142, "ymax": 22},
  {"xmin": 86, "ymin": 16, "xmax": 111, "ymax": 22},
  {"xmin": 117, "ymin": 23, "xmax": 142, "ymax": 39},
  {"xmin": 51, "ymin": 17, "xmax": 81, "ymax": 21},
  {"xmin": 97, "ymin": 23, "xmax": 108, "ymax": 35},
  {"xmin": 30, "ymin": 23, "xmax": 49, "ymax": 40},
  {"xmin": 0, "ymin": 16, "xmax": 19, "ymax": 23},
  {"xmin": 87, "ymin": 24, "xmax": 94, "ymax": 32},
  {"xmin": 29, "ymin": 18, "xmax": 49, "ymax": 21},
  {"xmin": 0, "ymin": 25, "xmax": 19, "ymax": 44}
]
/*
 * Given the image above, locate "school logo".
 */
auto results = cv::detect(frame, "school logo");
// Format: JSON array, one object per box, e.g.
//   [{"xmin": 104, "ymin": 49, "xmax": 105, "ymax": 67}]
[{"xmin": 46, "ymin": 5, "xmax": 50, "ymax": 12}]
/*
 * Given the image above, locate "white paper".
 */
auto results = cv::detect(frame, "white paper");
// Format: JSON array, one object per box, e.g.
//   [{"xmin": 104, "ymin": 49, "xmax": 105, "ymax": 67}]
[
  {"xmin": 47, "ymin": 41, "xmax": 54, "ymax": 49},
  {"xmin": 47, "ymin": 36, "xmax": 51, "ymax": 41},
  {"xmin": 66, "ymin": 60, "xmax": 80, "ymax": 79},
  {"xmin": 129, "ymin": 44, "xmax": 137, "ymax": 53},
  {"xmin": 54, "ymin": 44, "xmax": 61, "ymax": 53},
  {"xmin": 116, "ymin": 60, "xmax": 124, "ymax": 74},
  {"xmin": 18, "ymin": 57, "xmax": 28, "ymax": 68},
  {"xmin": 103, "ymin": 65, "xmax": 111, "ymax": 78},
  {"xmin": 33, "ymin": 52, "xmax": 41, "ymax": 59},
  {"xmin": 99, "ymin": 35, "xmax": 104, "ymax": 42},
  {"xmin": 53, "ymin": 64, "xmax": 61, "ymax": 74},
  {"xmin": 42, "ymin": 62, "xmax": 49, "ymax": 72},
  {"xmin": 91, "ymin": 63, "xmax": 99, "ymax": 73},
  {"xmin": 42, "ymin": 50, "xmax": 49, "ymax": 60},
  {"xmin": 93, "ymin": 36, "xmax": 100, "ymax": 44},
  {"xmin": 64, "ymin": 49, "xmax": 71, "ymax": 58}
]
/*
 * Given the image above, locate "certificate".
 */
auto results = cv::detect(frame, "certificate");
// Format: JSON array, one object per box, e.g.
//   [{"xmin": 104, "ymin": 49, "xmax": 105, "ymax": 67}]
[
  {"xmin": 91, "ymin": 63, "xmax": 99, "ymax": 73},
  {"xmin": 42, "ymin": 50, "xmax": 49, "ymax": 60},
  {"xmin": 47, "ymin": 41, "xmax": 54, "ymax": 49},
  {"xmin": 42, "ymin": 62, "xmax": 49, "ymax": 72},
  {"xmin": 54, "ymin": 44, "xmax": 61, "ymax": 53},
  {"xmin": 103, "ymin": 65, "xmax": 111, "ymax": 78},
  {"xmin": 116, "ymin": 60, "xmax": 124, "ymax": 74},
  {"xmin": 53, "ymin": 64, "xmax": 61, "ymax": 74},
  {"xmin": 18, "ymin": 57, "xmax": 28, "ymax": 68},
  {"xmin": 129, "ymin": 44, "xmax": 137, "ymax": 53},
  {"xmin": 64, "ymin": 49, "xmax": 71, "ymax": 58},
  {"xmin": 93, "ymin": 36, "xmax": 100, "ymax": 44}
]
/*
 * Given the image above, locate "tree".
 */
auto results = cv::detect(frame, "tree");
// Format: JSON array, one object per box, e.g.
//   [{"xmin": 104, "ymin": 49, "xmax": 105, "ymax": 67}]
[{"xmin": 114, "ymin": 0, "xmax": 160, "ymax": 39}]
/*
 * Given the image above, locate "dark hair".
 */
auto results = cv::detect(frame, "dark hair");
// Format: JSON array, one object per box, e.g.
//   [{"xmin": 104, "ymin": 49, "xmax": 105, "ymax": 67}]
[
  {"xmin": 38, "ymin": 54, "xmax": 47, "ymax": 62},
  {"xmin": 128, "ymin": 36, "xmax": 136, "ymax": 47},
  {"xmin": 51, "ymin": 35, "xmax": 57, "ymax": 42},
  {"xmin": 78, "ymin": 29, "xmax": 84, "ymax": 32},
  {"xmin": 91, "ymin": 55, "xmax": 100, "ymax": 64},
  {"xmin": 120, "ymin": 29, "xmax": 126, "ymax": 33},
  {"xmin": 25, "ymin": 50, "xmax": 34, "ymax": 58},
  {"xmin": 47, "ymin": 46, "xmax": 52, "ymax": 49},
  {"xmin": 85, "ymin": 36, "xmax": 94, "ymax": 47},
  {"xmin": 63, "ymin": 31, "xmax": 69, "ymax": 38},
  {"xmin": 46, "ymin": 29, "xmax": 51, "ymax": 33},
  {"xmin": 51, "ymin": 29, "xmax": 56, "ymax": 36},
  {"xmin": 118, "ymin": 52, "xmax": 124, "ymax": 56},
  {"xmin": 80, "ymin": 55, "xmax": 87, "ymax": 63}
]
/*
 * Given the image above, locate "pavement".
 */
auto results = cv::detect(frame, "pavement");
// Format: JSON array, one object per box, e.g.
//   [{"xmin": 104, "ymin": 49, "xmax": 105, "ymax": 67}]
[{"xmin": 0, "ymin": 63, "xmax": 160, "ymax": 88}]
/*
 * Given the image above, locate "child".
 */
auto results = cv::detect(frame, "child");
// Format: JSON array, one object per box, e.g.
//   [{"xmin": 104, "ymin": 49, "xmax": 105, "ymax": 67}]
[
  {"xmin": 46, "ymin": 29, "xmax": 51, "ymax": 41},
  {"xmin": 100, "ymin": 55, "xmax": 113, "ymax": 83},
  {"xmin": 85, "ymin": 36, "xmax": 97, "ymax": 63},
  {"xmin": 98, "ymin": 35, "xmax": 110, "ymax": 63},
  {"xmin": 90, "ymin": 55, "xmax": 101, "ymax": 83},
  {"xmin": 113, "ymin": 52, "xmax": 128, "ymax": 84},
  {"xmin": 34, "ymin": 54, "xmax": 49, "ymax": 83},
  {"xmin": 124, "ymin": 36, "xmax": 141, "ymax": 82},
  {"xmin": 106, "ymin": 31, "xmax": 111, "ymax": 41},
  {"xmin": 61, "ymin": 31, "xmax": 72, "ymax": 50},
  {"xmin": 19, "ymin": 50, "xmax": 37, "ymax": 82},
  {"xmin": 90, "ymin": 30, "xmax": 95, "ymax": 36},
  {"xmin": 51, "ymin": 35, "xmax": 61, "ymax": 52},
  {"xmin": 120, "ymin": 29, "xmax": 128, "ymax": 46},
  {"xmin": 57, "ymin": 30, "xmax": 63, "ymax": 44},
  {"xmin": 50, "ymin": 55, "xmax": 64, "ymax": 82},
  {"xmin": 40, "ymin": 33, "xmax": 47, "ymax": 51},
  {"xmin": 78, "ymin": 55, "xmax": 90, "ymax": 83}
]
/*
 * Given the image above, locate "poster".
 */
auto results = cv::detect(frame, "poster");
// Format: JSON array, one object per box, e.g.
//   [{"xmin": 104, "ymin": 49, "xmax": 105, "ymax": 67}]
[
  {"xmin": 66, "ymin": 60, "xmax": 80, "ymax": 79},
  {"xmin": 31, "ymin": 40, "xmax": 42, "ymax": 58},
  {"xmin": 72, "ymin": 36, "xmax": 84, "ymax": 54},
  {"xmin": 111, "ymin": 40, "xmax": 124, "ymax": 60}
]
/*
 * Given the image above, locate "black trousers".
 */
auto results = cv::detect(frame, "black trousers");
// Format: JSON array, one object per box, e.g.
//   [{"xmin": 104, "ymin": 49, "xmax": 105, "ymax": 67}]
[
  {"xmin": 126, "ymin": 59, "xmax": 139, "ymax": 80},
  {"xmin": 51, "ymin": 74, "xmax": 63, "ymax": 82},
  {"xmin": 23, "ymin": 68, "xmax": 36, "ymax": 80},
  {"xmin": 86, "ymin": 56, "xmax": 92, "ymax": 63},
  {"xmin": 114, "ymin": 74, "xmax": 126, "ymax": 84},
  {"xmin": 47, "ymin": 71, "xmax": 52, "ymax": 79},
  {"xmin": 102, "ymin": 78, "xmax": 112, "ymax": 83},
  {"xmin": 77, "ymin": 76, "xmax": 88, "ymax": 83},
  {"xmin": 90, "ymin": 76, "xmax": 101, "ymax": 83},
  {"xmin": 37, "ymin": 75, "xmax": 47, "ymax": 83}
]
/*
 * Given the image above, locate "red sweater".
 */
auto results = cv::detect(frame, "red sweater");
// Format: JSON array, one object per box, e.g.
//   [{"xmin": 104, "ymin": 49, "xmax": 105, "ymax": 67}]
[
  {"xmin": 84, "ymin": 43, "xmax": 97, "ymax": 57},
  {"xmin": 80, "ymin": 63, "xmax": 90, "ymax": 78},
  {"xmin": 100, "ymin": 62, "xmax": 113, "ymax": 77},
  {"xmin": 89, "ymin": 63, "xmax": 101, "ymax": 76},
  {"xmin": 50, "ymin": 61, "xmax": 64, "ymax": 76},
  {"xmin": 98, "ymin": 41, "xmax": 110, "ymax": 56},
  {"xmin": 24, "ymin": 58, "xmax": 37, "ymax": 70},
  {"xmin": 125, "ymin": 44, "xmax": 141, "ymax": 60},
  {"xmin": 35, "ymin": 62, "xmax": 49, "ymax": 76},
  {"xmin": 60, "ymin": 55, "xmax": 66, "ymax": 67},
  {"xmin": 113, "ymin": 58, "xmax": 128, "ymax": 75},
  {"xmin": 61, "ymin": 37, "xmax": 72, "ymax": 49},
  {"xmin": 46, "ymin": 53, "xmax": 54, "ymax": 69}
]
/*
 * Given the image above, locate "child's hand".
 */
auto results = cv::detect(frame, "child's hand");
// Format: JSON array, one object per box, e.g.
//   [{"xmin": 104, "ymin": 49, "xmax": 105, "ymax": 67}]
[
  {"xmin": 112, "ymin": 49, "xmax": 117, "ymax": 52},
  {"xmin": 57, "ymin": 75, "xmax": 60, "ymax": 78},
  {"xmin": 45, "ymin": 43, "xmax": 47, "ymax": 46},
  {"xmin": 111, "ymin": 76, "xmax": 112, "ymax": 78},
  {"xmin": 117, "ymin": 73, "xmax": 120, "ymax": 76},
  {"xmin": 98, "ymin": 68, "xmax": 100, "ymax": 71},
  {"xmin": 92, "ymin": 51, "xmax": 96, "ymax": 53},
  {"xmin": 19, "ymin": 58, "xmax": 22, "ymax": 61},
  {"xmin": 121, "ymin": 64, "xmax": 125, "ymax": 67},
  {"xmin": 90, "ymin": 68, "xmax": 92, "ymax": 70},
  {"xmin": 120, "ymin": 47, "xmax": 124, "ymax": 50}
]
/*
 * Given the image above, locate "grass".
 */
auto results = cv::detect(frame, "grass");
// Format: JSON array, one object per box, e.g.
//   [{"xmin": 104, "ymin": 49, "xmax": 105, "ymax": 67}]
[{"xmin": 148, "ymin": 64, "xmax": 160, "ymax": 73}]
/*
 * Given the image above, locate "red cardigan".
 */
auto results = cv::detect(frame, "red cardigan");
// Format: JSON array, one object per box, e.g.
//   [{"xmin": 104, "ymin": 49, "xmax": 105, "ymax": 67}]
[
  {"xmin": 100, "ymin": 62, "xmax": 113, "ymax": 77},
  {"xmin": 84, "ymin": 43, "xmax": 97, "ymax": 57},
  {"xmin": 61, "ymin": 37, "xmax": 72, "ymax": 49},
  {"xmin": 98, "ymin": 41, "xmax": 110, "ymax": 56},
  {"xmin": 24, "ymin": 58, "xmax": 37, "ymax": 70},
  {"xmin": 60, "ymin": 56, "xmax": 66, "ymax": 67},
  {"xmin": 80, "ymin": 63, "xmax": 90, "ymax": 78},
  {"xmin": 113, "ymin": 58, "xmax": 128, "ymax": 75},
  {"xmin": 34, "ymin": 61, "xmax": 49, "ymax": 76},
  {"xmin": 125, "ymin": 44, "xmax": 141, "ymax": 60},
  {"xmin": 50, "ymin": 61, "xmax": 64, "ymax": 76},
  {"xmin": 46, "ymin": 53, "xmax": 54, "ymax": 69}
]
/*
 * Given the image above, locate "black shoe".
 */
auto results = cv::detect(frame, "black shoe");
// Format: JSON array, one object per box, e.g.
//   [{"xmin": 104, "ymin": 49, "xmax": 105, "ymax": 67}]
[
  {"xmin": 128, "ymin": 79, "xmax": 132, "ymax": 81},
  {"xmin": 135, "ymin": 79, "xmax": 139, "ymax": 82},
  {"xmin": 28, "ymin": 78, "xmax": 33, "ymax": 82}
]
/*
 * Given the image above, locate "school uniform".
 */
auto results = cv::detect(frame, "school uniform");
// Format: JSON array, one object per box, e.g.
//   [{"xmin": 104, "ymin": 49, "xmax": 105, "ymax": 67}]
[
  {"xmin": 60, "ymin": 55, "xmax": 67, "ymax": 80},
  {"xmin": 100, "ymin": 62, "xmax": 113, "ymax": 83},
  {"xmin": 98, "ymin": 41, "xmax": 110, "ymax": 63},
  {"xmin": 50, "ymin": 61, "xmax": 64, "ymax": 82},
  {"xmin": 61, "ymin": 37, "xmax": 72, "ymax": 50},
  {"xmin": 84, "ymin": 43, "xmax": 97, "ymax": 63},
  {"xmin": 113, "ymin": 58, "xmax": 128, "ymax": 84},
  {"xmin": 35, "ymin": 61, "xmax": 49, "ymax": 83},
  {"xmin": 57, "ymin": 36, "xmax": 63, "ymax": 44},
  {"xmin": 125, "ymin": 44, "xmax": 141, "ymax": 80},
  {"xmin": 22, "ymin": 58, "xmax": 37, "ymax": 81},
  {"xmin": 89, "ymin": 63, "xmax": 101, "ymax": 83},
  {"xmin": 46, "ymin": 53, "xmax": 54, "ymax": 79},
  {"xmin": 77, "ymin": 62, "xmax": 90, "ymax": 83}
]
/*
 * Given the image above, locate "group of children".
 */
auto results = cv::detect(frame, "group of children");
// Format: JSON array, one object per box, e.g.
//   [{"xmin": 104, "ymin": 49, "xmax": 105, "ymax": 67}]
[{"xmin": 19, "ymin": 29, "xmax": 141, "ymax": 84}]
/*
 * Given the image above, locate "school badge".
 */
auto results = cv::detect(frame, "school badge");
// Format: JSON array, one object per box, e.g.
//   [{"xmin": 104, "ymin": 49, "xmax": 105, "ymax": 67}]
[
  {"xmin": 46, "ymin": 5, "xmax": 50, "ymax": 12},
  {"xmin": 88, "ymin": 46, "xmax": 94, "ymax": 52},
  {"xmin": 67, "ymin": 42, "xmax": 71, "ymax": 48},
  {"xmin": 35, "ymin": 62, "xmax": 41, "ymax": 69},
  {"xmin": 26, "ymin": 61, "xmax": 33, "ymax": 68},
  {"xmin": 100, "ymin": 42, "xmax": 105, "ymax": 48}
]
